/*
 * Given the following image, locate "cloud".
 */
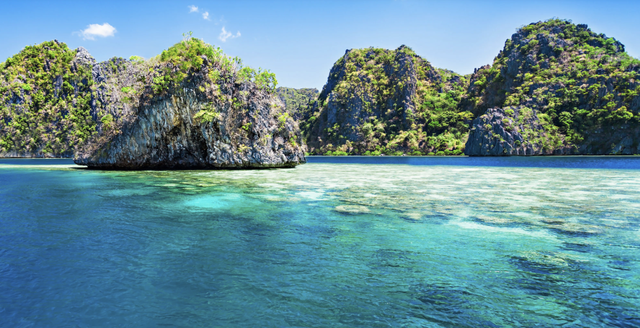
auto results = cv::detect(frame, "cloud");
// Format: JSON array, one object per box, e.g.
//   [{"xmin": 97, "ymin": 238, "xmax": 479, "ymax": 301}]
[
  {"xmin": 189, "ymin": 5, "xmax": 209, "ymax": 20},
  {"xmin": 219, "ymin": 26, "xmax": 240, "ymax": 42},
  {"xmin": 77, "ymin": 23, "xmax": 117, "ymax": 40}
]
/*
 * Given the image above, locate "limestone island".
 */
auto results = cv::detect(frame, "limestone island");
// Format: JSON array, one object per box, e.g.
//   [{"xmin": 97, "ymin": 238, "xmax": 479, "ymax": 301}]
[
  {"xmin": 2, "ymin": 19, "xmax": 640, "ymax": 163},
  {"xmin": 0, "ymin": 37, "xmax": 306, "ymax": 169}
]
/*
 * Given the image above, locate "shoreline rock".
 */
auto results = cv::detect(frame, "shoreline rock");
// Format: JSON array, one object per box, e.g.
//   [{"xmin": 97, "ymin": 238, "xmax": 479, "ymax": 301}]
[
  {"xmin": 465, "ymin": 107, "xmax": 574, "ymax": 156},
  {"xmin": 74, "ymin": 86, "xmax": 306, "ymax": 169},
  {"xmin": 74, "ymin": 40, "xmax": 306, "ymax": 169}
]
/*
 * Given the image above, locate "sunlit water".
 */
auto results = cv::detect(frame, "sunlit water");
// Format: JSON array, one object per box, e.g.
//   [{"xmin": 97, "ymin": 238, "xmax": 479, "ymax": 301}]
[{"xmin": 1, "ymin": 157, "xmax": 639, "ymax": 327}]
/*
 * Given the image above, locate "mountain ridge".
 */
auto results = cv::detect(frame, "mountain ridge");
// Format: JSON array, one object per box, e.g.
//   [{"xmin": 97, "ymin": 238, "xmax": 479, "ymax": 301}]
[
  {"xmin": 0, "ymin": 37, "xmax": 305, "ymax": 168},
  {"xmin": 278, "ymin": 18, "xmax": 640, "ymax": 156},
  {"xmin": 2, "ymin": 18, "xmax": 640, "ymax": 161}
]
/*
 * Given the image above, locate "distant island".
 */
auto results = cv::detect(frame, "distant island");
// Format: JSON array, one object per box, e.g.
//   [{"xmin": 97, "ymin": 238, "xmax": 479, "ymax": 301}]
[{"xmin": 1, "ymin": 19, "xmax": 640, "ymax": 166}]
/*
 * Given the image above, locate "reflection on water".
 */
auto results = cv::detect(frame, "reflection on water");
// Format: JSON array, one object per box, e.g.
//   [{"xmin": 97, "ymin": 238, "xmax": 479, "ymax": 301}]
[{"xmin": 0, "ymin": 159, "xmax": 639, "ymax": 327}]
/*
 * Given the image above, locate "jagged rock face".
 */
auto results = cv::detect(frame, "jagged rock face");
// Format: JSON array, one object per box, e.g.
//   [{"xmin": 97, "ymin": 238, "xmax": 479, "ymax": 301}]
[
  {"xmin": 277, "ymin": 87, "xmax": 318, "ymax": 121},
  {"xmin": 466, "ymin": 107, "xmax": 573, "ymax": 156},
  {"xmin": 75, "ymin": 79, "xmax": 305, "ymax": 169},
  {"xmin": 467, "ymin": 107, "xmax": 640, "ymax": 155},
  {"xmin": 0, "ymin": 41, "xmax": 95, "ymax": 157},
  {"xmin": 463, "ymin": 21, "xmax": 630, "ymax": 117},
  {"xmin": 304, "ymin": 45, "xmax": 470, "ymax": 155},
  {"xmin": 578, "ymin": 125, "xmax": 640, "ymax": 154},
  {"xmin": 88, "ymin": 57, "xmax": 141, "ymax": 137},
  {"xmin": 0, "ymin": 38, "xmax": 305, "ymax": 167},
  {"xmin": 75, "ymin": 38, "xmax": 305, "ymax": 169},
  {"xmin": 309, "ymin": 46, "xmax": 422, "ymax": 144},
  {"xmin": 462, "ymin": 19, "xmax": 640, "ymax": 155},
  {"xmin": 74, "ymin": 47, "xmax": 96, "ymax": 67}
]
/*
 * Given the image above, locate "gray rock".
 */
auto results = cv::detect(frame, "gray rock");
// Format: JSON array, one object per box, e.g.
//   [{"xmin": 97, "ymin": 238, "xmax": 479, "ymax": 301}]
[
  {"xmin": 74, "ymin": 62, "xmax": 306, "ymax": 169},
  {"xmin": 465, "ymin": 107, "xmax": 573, "ymax": 156},
  {"xmin": 73, "ymin": 47, "xmax": 96, "ymax": 67},
  {"xmin": 306, "ymin": 45, "xmax": 443, "ymax": 154}
]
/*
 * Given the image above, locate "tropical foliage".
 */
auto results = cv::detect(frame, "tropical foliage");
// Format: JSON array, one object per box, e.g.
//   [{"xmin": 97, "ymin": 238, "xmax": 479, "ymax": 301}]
[
  {"xmin": 0, "ymin": 41, "xmax": 94, "ymax": 156},
  {"xmin": 304, "ymin": 46, "xmax": 471, "ymax": 155},
  {"xmin": 0, "ymin": 36, "xmax": 281, "ymax": 157},
  {"xmin": 464, "ymin": 18, "xmax": 640, "ymax": 152}
]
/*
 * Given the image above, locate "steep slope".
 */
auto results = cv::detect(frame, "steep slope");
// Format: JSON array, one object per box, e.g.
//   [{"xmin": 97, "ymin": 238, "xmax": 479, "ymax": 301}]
[
  {"xmin": 277, "ymin": 87, "xmax": 318, "ymax": 121},
  {"xmin": 305, "ymin": 46, "xmax": 470, "ymax": 156},
  {"xmin": 464, "ymin": 19, "xmax": 640, "ymax": 155},
  {"xmin": 0, "ymin": 41, "xmax": 95, "ymax": 157},
  {"xmin": 75, "ymin": 37, "xmax": 305, "ymax": 169}
]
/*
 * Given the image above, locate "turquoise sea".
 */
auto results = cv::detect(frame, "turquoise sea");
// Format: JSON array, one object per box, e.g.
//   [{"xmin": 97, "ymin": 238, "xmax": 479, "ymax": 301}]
[{"xmin": 1, "ymin": 157, "xmax": 639, "ymax": 327}]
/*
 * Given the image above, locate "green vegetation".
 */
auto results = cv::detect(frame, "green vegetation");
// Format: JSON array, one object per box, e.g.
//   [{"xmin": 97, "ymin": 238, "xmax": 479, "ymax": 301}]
[
  {"xmin": 277, "ymin": 87, "xmax": 318, "ymax": 120},
  {"xmin": 464, "ymin": 18, "xmax": 640, "ymax": 152},
  {"xmin": 129, "ymin": 55, "xmax": 144, "ymax": 64},
  {"xmin": 0, "ymin": 35, "xmax": 284, "ymax": 157},
  {"xmin": 3, "ymin": 20, "xmax": 640, "ymax": 158},
  {"xmin": 154, "ymin": 36, "xmax": 276, "ymax": 96},
  {"xmin": 0, "ymin": 40, "xmax": 94, "ymax": 156},
  {"xmin": 193, "ymin": 103, "xmax": 220, "ymax": 123},
  {"xmin": 304, "ymin": 46, "xmax": 471, "ymax": 155},
  {"xmin": 300, "ymin": 19, "xmax": 640, "ymax": 156},
  {"xmin": 155, "ymin": 36, "xmax": 278, "ymax": 122}
]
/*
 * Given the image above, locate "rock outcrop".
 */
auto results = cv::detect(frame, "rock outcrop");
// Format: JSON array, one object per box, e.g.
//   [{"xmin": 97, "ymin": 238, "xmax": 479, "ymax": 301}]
[
  {"xmin": 74, "ymin": 38, "xmax": 305, "ymax": 169},
  {"xmin": 466, "ymin": 107, "xmax": 573, "ymax": 155},
  {"xmin": 75, "ymin": 76, "xmax": 305, "ymax": 169},
  {"xmin": 5, "ymin": 19, "xmax": 640, "ymax": 160},
  {"xmin": 0, "ymin": 38, "xmax": 305, "ymax": 168},
  {"xmin": 463, "ymin": 19, "xmax": 640, "ymax": 155},
  {"xmin": 304, "ymin": 45, "xmax": 470, "ymax": 155},
  {"xmin": 0, "ymin": 40, "xmax": 95, "ymax": 157}
]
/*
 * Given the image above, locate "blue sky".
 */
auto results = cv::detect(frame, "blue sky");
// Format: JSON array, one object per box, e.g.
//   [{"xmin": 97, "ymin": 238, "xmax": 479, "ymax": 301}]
[{"xmin": 1, "ymin": 0, "xmax": 639, "ymax": 89}]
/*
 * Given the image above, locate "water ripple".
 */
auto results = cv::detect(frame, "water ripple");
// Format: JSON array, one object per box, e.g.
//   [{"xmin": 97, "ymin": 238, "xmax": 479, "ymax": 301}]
[{"xmin": 1, "ymin": 159, "xmax": 639, "ymax": 326}]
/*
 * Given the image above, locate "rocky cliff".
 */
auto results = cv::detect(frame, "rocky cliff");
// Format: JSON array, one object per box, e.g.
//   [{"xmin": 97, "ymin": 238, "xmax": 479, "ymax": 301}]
[
  {"xmin": 0, "ymin": 38, "xmax": 305, "ymax": 168},
  {"xmin": 74, "ymin": 38, "xmax": 305, "ymax": 169},
  {"xmin": 464, "ymin": 19, "xmax": 640, "ymax": 155},
  {"xmin": 277, "ymin": 87, "xmax": 318, "ymax": 121},
  {"xmin": 0, "ymin": 41, "xmax": 95, "ymax": 157},
  {"xmin": 466, "ymin": 107, "xmax": 573, "ymax": 155},
  {"xmin": 5, "ymin": 19, "xmax": 640, "ymax": 160},
  {"xmin": 304, "ymin": 46, "xmax": 470, "ymax": 155}
]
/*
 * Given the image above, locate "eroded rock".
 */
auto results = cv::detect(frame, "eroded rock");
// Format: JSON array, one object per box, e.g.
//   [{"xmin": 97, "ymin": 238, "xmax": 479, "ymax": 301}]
[{"xmin": 465, "ymin": 107, "xmax": 573, "ymax": 156}]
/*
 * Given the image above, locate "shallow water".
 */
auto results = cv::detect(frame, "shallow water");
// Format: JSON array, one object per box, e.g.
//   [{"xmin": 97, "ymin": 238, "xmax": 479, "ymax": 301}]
[{"xmin": 1, "ymin": 157, "xmax": 639, "ymax": 327}]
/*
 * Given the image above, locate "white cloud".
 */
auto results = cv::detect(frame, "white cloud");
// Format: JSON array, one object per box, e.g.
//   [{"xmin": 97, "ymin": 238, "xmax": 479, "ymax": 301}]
[
  {"xmin": 219, "ymin": 26, "xmax": 240, "ymax": 42},
  {"xmin": 77, "ymin": 23, "xmax": 117, "ymax": 41},
  {"xmin": 188, "ymin": 5, "xmax": 199, "ymax": 12},
  {"xmin": 202, "ymin": 11, "xmax": 210, "ymax": 20}
]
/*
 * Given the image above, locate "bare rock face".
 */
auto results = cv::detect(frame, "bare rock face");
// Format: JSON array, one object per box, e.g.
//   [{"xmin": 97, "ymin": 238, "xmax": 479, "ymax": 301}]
[
  {"xmin": 73, "ymin": 46, "xmax": 96, "ymax": 67},
  {"xmin": 75, "ymin": 77, "xmax": 305, "ymax": 169},
  {"xmin": 465, "ymin": 107, "xmax": 574, "ymax": 156},
  {"xmin": 74, "ymin": 39, "xmax": 306, "ymax": 169}
]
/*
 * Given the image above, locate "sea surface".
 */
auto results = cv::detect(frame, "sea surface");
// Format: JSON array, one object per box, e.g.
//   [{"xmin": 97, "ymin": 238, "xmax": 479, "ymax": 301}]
[{"xmin": 1, "ymin": 156, "xmax": 639, "ymax": 327}]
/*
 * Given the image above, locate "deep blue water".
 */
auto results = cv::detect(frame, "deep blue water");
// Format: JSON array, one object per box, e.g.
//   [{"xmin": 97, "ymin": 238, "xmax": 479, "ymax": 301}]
[
  {"xmin": 1, "ymin": 158, "xmax": 639, "ymax": 327},
  {"xmin": 3, "ymin": 155, "xmax": 640, "ymax": 169},
  {"xmin": 308, "ymin": 155, "xmax": 640, "ymax": 169},
  {"xmin": 0, "ymin": 158, "xmax": 75, "ymax": 165}
]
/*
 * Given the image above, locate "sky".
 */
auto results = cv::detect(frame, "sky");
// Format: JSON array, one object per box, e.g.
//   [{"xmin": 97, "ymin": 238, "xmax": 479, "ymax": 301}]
[{"xmin": 1, "ymin": 0, "xmax": 639, "ymax": 90}]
